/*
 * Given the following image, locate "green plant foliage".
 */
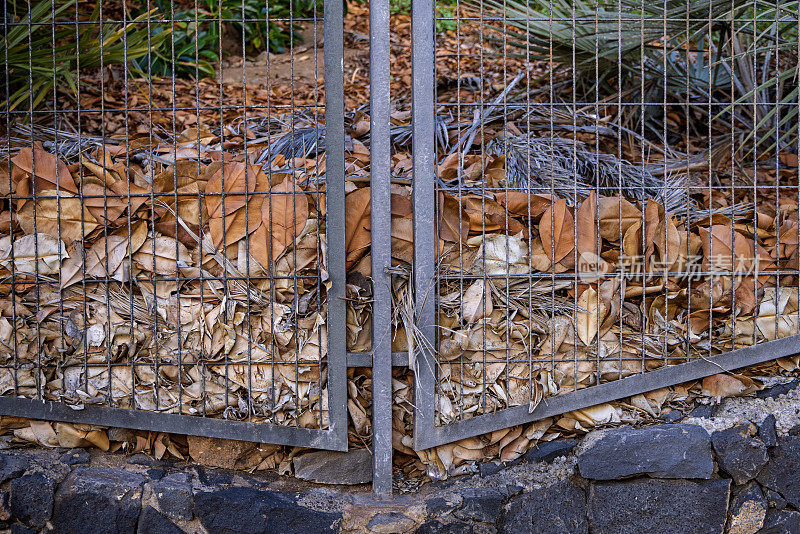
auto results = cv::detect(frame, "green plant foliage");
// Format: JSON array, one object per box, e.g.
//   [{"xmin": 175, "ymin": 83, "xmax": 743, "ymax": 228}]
[
  {"xmin": 2, "ymin": 0, "xmax": 168, "ymax": 112},
  {"xmin": 132, "ymin": 0, "xmax": 320, "ymax": 79},
  {"xmin": 390, "ymin": 0, "xmax": 457, "ymax": 33}
]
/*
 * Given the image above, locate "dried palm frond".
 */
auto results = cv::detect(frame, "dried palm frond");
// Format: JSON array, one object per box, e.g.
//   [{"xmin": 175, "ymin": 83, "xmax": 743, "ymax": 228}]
[{"xmin": 486, "ymin": 135, "xmax": 689, "ymax": 213}]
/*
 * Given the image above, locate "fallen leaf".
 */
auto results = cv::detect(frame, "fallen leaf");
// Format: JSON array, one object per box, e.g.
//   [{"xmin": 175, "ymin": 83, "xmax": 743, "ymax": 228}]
[{"xmin": 539, "ymin": 198, "xmax": 574, "ymax": 263}]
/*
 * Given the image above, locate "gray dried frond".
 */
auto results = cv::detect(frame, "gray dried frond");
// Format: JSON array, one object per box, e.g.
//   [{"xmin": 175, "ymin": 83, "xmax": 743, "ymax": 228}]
[{"xmin": 486, "ymin": 135, "xmax": 688, "ymax": 214}]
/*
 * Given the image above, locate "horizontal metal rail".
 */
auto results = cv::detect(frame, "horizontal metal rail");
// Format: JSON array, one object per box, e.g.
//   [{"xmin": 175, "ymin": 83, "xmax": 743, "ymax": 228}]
[{"xmin": 414, "ymin": 335, "xmax": 800, "ymax": 450}]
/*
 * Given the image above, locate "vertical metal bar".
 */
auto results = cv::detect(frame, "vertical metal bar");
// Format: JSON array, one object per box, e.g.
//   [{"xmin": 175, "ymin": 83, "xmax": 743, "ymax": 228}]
[
  {"xmin": 324, "ymin": 0, "xmax": 349, "ymax": 448},
  {"xmin": 370, "ymin": 0, "xmax": 394, "ymax": 497},
  {"xmin": 412, "ymin": 0, "xmax": 437, "ymax": 451}
]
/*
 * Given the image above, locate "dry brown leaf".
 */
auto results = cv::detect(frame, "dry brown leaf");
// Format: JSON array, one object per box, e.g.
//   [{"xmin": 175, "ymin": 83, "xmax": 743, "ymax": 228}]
[
  {"xmin": 263, "ymin": 178, "xmax": 309, "ymax": 262},
  {"xmin": 462, "ymin": 279, "xmax": 493, "ymax": 323},
  {"xmin": 345, "ymin": 187, "xmax": 371, "ymax": 267},
  {"xmin": 17, "ymin": 190, "xmax": 99, "ymax": 244},
  {"xmin": 539, "ymin": 198, "xmax": 574, "ymax": 263},
  {"xmin": 438, "ymin": 192, "xmax": 469, "ymax": 242},
  {"xmin": 494, "ymin": 192, "xmax": 554, "ymax": 219},
  {"xmin": 576, "ymin": 286, "xmax": 599, "ymax": 346},
  {"xmin": 597, "ymin": 196, "xmax": 641, "ymax": 241},
  {"xmin": 0, "ymin": 233, "xmax": 67, "ymax": 274},
  {"xmin": 11, "ymin": 146, "xmax": 78, "ymax": 194}
]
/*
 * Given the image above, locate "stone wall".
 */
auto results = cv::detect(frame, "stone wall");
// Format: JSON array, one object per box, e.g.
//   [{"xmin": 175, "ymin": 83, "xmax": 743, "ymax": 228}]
[
  {"xmin": 0, "ymin": 417, "xmax": 795, "ymax": 533},
  {"xmin": 2, "ymin": 384, "xmax": 800, "ymax": 534}
]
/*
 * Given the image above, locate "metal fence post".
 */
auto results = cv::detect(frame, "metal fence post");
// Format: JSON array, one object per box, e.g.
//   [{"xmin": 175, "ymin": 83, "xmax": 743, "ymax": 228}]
[
  {"xmin": 370, "ymin": 0, "xmax": 394, "ymax": 497},
  {"xmin": 323, "ymin": 0, "xmax": 349, "ymax": 451},
  {"xmin": 411, "ymin": 0, "xmax": 437, "ymax": 452}
]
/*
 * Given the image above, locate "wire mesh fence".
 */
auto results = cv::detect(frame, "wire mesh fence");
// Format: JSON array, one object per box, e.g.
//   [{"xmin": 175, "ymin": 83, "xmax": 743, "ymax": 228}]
[
  {"xmin": 1, "ymin": 0, "xmax": 349, "ymax": 449},
  {"xmin": 2, "ymin": 0, "xmax": 800, "ymax": 492},
  {"xmin": 411, "ymin": 0, "xmax": 800, "ymax": 449}
]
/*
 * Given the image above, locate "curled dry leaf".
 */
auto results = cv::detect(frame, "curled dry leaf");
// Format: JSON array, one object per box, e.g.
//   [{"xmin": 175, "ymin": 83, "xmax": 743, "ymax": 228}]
[
  {"xmin": 461, "ymin": 279, "xmax": 493, "ymax": 324},
  {"xmin": 539, "ymin": 198, "xmax": 574, "ymax": 263},
  {"xmin": 262, "ymin": 178, "xmax": 309, "ymax": 263},
  {"xmin": 17, "ymin": 190, "xmax": 99, "ymax": 244},
  {"xmin": 345, "ymin": 186, "xmax": 371, "ymax": 267},
  {"xmin": 0, "ymin": 233, "xmax": 67, "ymax": 274},
  {"xmin": 11, "ymin": 146, "xmax": 78, "ymax": 194},
  {"xmin": 576, "ymin": 286, "xmax": 599, "ymax": 346}
]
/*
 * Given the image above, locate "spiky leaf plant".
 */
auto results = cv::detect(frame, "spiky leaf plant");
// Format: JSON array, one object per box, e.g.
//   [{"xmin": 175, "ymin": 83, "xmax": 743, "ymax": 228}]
[
  {"xmin": 475, "ymin": 0, "xmax": 798, "ymax": 157},
  {"xmin": 2, "ymin": 0, "xmax": 168, "ymax": 113}
]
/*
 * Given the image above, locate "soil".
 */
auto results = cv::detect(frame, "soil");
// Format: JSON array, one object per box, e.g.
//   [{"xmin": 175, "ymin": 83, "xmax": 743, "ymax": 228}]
[{"xmin": 217, "ymin": 23, "xmax": 368, "ymax": 93}]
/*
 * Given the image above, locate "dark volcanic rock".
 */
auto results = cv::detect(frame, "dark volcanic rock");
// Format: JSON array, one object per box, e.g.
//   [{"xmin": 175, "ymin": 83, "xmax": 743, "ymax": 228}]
[
  {"xmin": 759, "ymin": 415, "xmax": 778, "ymax": 448},
  {"xmin": 727, "ymin": 482, "xmax": 766, "ymax": 534},
  {"xmin": 0, "ymin": 454, "xmax": 27, "ymax": 485},
  {"xmin": 757, "ymin": 436, "xmax": 800, "ymax": 509},
  {"xmin": 10, "ymin": 524, "xmax": 37, "ymax": 534},
  {"xmin": 416, "ymin": 520, "xmax": 475, "ymax": 534},
  {"xmin": 151, "ymin": 472, "xmax": 193, "ymax": 521},
  {"xmin": 756, "ymin": 379, "xmax": 800, "ymax": 399},
  {"xmin": 711, "ymin": 423, "xmax": 769, "ymax": 485},
  {"xmin": 759, "ymin": 510, "xmax": 800, "ymax": 534},
  {"xmin": 452, "ymin": 487, "xmax": 504, "ymax": 523},
  {"xmin": 137, "ymin": 507, "xmax": 183, "ymax": 534},
  {"xmin": 194, "ymin": 486, "xmax": 341, "ymax": 534},
  {"xmin": 10, "ymin": 473, "xmax": 56, "ymax": 528},
  {"xmin": 587, "ymin": 478, "xmax": 730, "ymax": 534},
  {"xmin": 425, "ymin": 493, "xmax": 462, "ymax": 518},
  {"xmin": 51, "ymin": 467, "xmax": 146, "ymax": 534},
  {"xmin": 524, "ymin": 440, "xmax": 578, "ymax": 464},
  {"xmin": 292, "ymin": 448, "xmax": 372, "ymax": 485},
  {"xmin": 59, "ymin": 449, "xmax": 90, "ymax": 466},
  {"xmin": 577, "ymin": 425, "xmax": 713, "ymax": 480},
  {"xmin": 498, "ymin": 479, "xmax": 587, "ymax": 534}
]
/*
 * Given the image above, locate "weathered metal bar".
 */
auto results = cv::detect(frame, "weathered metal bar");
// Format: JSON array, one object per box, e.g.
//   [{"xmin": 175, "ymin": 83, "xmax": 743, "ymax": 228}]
[
  {"xmin": 0, "ymin": 397, "xmax": 346, "ymax": 450},
  {"xmin": 411, "ymin": 0, "xmax": 438, "ymax": 452},
  {"xmin": 347, "ymin": 352, "xmax": 410, "ymax": 367},
  {"xmin": 414, "ymin": 335, "xmax": 800, "ymax": 450},
  {"xmin": 323, "ymin": 0, "xmax": 350, "ymax": 451},
  {"xmin": 370, "ymin": 0, "xmax": 394, "ymax": 497}
]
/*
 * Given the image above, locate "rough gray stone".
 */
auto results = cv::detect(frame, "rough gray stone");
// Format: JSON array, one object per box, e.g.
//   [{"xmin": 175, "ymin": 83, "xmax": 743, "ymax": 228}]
[
  {"xmin": 127, "ymin": 453, "xmax": 169, "ymax": 468},
  {"xmin": 194, "ymin": 487, "xmax": 341, "ymax": 533},
  {"xmin": 759, "ymin": 415, "xmax": 778, "ymax": 448},
  {"xmin": 765, "ymin": 489, "xmax": 787, "ymax": 510},
  {"xmin": 0, "ymin": 491, "xmax": 10, "ymax": 522},
  {"xmin": 577, "ymin": 425, "xmax": 713, "ymax": 480},
  {"xmin": 452, "ymin": 487, "xmax": 504, "ymax": 523},
  {"xmin": 292, "ymin": 448, "xmax": 372, "ymax": 485},
  {"xmin": 137, "ymin": 507, "xmax": 183, "ymax": 534},
  {"xmin": 689, "ymin": 404, "xmax": 715, "ymax": 419},
  {"xmin": 757, "ymin": 436, "xmax": 800, "ymax": 509},
  {"xmin": 10, "ymin": 473, "xmax": 56, "ymax": 528},
  {"xmin": 712, "ymin": 423, "xmax": 769, "ymax": 485},
  {"xmin": 727, "ymin": 482, "xmax": 767, "ymax": 534},
  {"xmin": 59, "ymin": 449, "xmax": 90, "ymax": 466},
  {"xmin": 0, "ymin": 454, "xmax": 27, "ymax": 484},
  {"xmin": 416, "ymin": 520, "xmax": 475, "ymax": 534},
  {"xmin": 759, "ymin": 510, "xmax": 800, "ymax": 534},
  {"xmin": 756, "ymin": 379, "xmax": 800, "ymax": 399},
  {"xmin": 151, "ymin": 473, "xmax": 193, "ymax": 521},
  {"xmin": 425, "ymin": 493, "xmax": 462, "ymax": 518},
  {"xmin": 10, "ymin": 524, "xmax": 37, "ymax": 534},
  {"xmin": 587, "ymin": 478, "xmax": 730, "ymax": 534},
  {"xmin": 51, "ymin": 467, "xmax": 146, "ymax": 534},
  {"xmin": 524, "ymin": 440, "xmax": 578, "ymax": 464},
  {"xmin": 498, "ymin": 479, "xmax": 587, "ymax": 534},
  {"xmin": 660, "ymin": 410, "xmax": 683, "ymax": 423},
  {"xmin": 366, "ymin": 512, "xmax": 416, "ymax": 534}
]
